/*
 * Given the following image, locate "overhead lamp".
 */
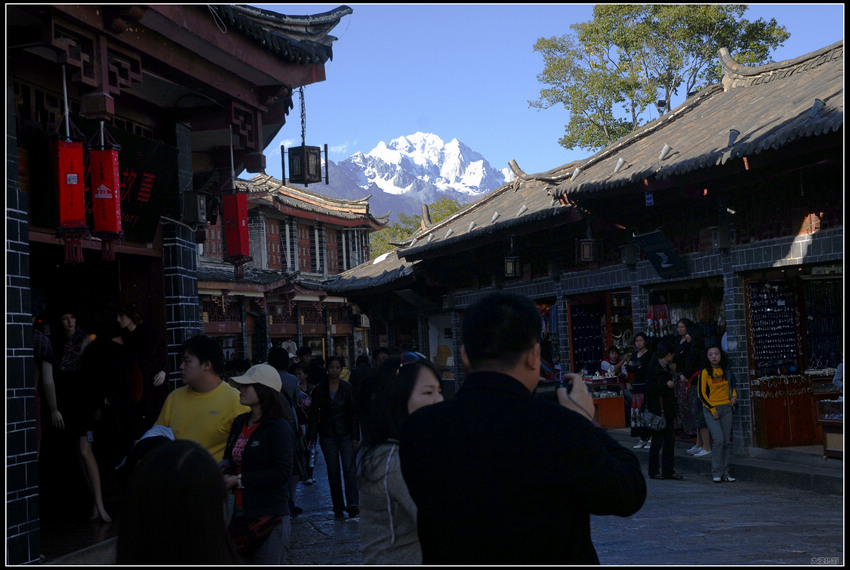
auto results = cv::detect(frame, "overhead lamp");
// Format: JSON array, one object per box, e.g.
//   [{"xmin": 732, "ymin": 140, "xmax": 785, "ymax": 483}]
[
  {"xmin": 516, "ymin": 204, "xmax": 528, "ymax": 216},
  {"xmin": 505, "ymin": 235, "xmax": 521, "ymax": 278},
  {"xmin": 490, "ymin": 211, "xmax": 500, "ymax": 224},
  {"xmin": 468, "ymin": 221, "xmax": 476, "ymax": 233},
  {"xmin": 444, "ymin": 228, "xmax": 453, "ymax": 239},
  {"xmin": 728, "ymin": 129, "xmax": 740, "ymax": 147},
  {"xmin": 614, "ymin": 157, "xmax": 626, "ymax": 173},
  {"xmin": 659, "ymin": 143, "xmax": 672, "ymax": 161},
  {"xmin": 809, "ymin": 98, "xmax": 825, "ymax": 118},
  {"xmin": 504, "ymin": 256, "xmax": 521, "ymax": 278},
  {"xmin": 571, "ymin": 166, "xmax": 581, "ymax": 180}
]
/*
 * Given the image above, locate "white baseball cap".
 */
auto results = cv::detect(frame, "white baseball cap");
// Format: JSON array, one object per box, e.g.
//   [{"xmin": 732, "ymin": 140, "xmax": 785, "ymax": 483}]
[{"xmin": 229, "ymin": 363, "xmax": 282, "ymax": 392}]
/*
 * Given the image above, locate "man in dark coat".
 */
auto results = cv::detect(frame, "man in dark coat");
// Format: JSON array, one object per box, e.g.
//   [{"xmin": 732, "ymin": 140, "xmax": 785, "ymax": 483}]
[{"xmin": 400, "ymin": 292, "xmax": 646, "ymax": 565}]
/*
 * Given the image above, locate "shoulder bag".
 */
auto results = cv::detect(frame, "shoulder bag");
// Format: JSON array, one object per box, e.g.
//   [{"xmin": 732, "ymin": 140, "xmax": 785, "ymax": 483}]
[{"xmin": 640, "ymin": 398, "xmax": 667, "ymax": 431}]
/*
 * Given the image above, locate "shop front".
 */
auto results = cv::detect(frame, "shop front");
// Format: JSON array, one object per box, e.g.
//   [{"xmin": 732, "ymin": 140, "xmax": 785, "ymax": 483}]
[
  {"xmin": 746, "ymin": 265, "xmax": 842, "ymax": 449},
  {"xmin": 567, "ymin": 289, "xmax": 636, "ymax": 376}
]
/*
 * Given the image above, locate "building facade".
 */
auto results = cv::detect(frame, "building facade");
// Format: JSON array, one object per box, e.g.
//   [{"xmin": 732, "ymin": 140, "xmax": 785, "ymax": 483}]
[{"xmin": 6, "ymin": 4, "xmax": 352, "ymax": 563}]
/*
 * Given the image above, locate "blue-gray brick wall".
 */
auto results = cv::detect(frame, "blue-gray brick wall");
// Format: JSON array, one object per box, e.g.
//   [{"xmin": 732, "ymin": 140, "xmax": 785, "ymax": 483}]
[
  {"xmin": 162, "ymin": 124, "xmax": 202, "ymax": 389},
  {"xmin": 7, "ymin": 80, "xmax": 40, "ymax": 565}
]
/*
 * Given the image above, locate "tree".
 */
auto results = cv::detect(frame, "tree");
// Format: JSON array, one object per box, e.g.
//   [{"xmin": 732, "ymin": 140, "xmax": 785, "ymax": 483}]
[
  {"xmin": 531, "ymin": 5, "xmax": 790, "ymax": 152},
  {"xmin": 369, "ymin": 197, "xmax": 466, "ymax": 260}
]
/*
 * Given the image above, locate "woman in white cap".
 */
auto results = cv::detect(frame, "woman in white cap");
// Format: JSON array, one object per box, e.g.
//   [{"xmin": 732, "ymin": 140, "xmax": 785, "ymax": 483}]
[{"xmin": 222, "ymin": 364, "xmax": 294, "ymax": 564}]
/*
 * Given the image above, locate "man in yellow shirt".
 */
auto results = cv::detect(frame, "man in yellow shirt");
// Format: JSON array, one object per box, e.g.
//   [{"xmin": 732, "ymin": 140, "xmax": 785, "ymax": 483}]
[{"xmin": 155, "ymin": 335, "xmax": 249, "ymax": 462}]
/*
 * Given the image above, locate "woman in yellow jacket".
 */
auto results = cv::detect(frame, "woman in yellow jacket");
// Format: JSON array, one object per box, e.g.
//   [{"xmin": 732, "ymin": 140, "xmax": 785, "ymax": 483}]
[{"xmin": 698, "ymin": 345, "xmax": 738, "ymax": 483}]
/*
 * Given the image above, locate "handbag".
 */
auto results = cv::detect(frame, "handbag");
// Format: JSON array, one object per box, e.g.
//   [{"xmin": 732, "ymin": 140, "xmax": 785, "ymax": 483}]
[
  {"xmin": 641, "ymin": 409, "xmax": 667, "ymax": 431},
  {"xmin": 641, "ymin": 394, "xmax": 667, "ymax": 431}
]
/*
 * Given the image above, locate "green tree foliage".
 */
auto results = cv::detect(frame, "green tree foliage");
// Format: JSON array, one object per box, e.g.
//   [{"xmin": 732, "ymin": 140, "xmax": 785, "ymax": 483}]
[
  {"xmin": 531, "ymin": 5, "xmax": 789, "ymax": 152},
  {"xmin": 369, "ymin": 197, "xmax": 466, "ymax": 260}
]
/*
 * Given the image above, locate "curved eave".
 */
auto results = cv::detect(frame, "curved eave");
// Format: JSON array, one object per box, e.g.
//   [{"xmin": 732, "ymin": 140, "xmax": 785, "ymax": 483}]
[
  {"xmin": 322, "ymin": 250, "xmax": 419, "ymax": 295},
  {"xmin": 323, "ymin": 263, "xmax": 418, "ymax": 295},
  {"xmin": 217, "ymin": 5, "xmax": 353, "ymax": 65},
  {"xmin": 401, "ymin": 205, "xmax": 576, "ymax": 261},
  {"xmin": 198, "ymin": 261, "xmax": 290, "ymax": 291}
]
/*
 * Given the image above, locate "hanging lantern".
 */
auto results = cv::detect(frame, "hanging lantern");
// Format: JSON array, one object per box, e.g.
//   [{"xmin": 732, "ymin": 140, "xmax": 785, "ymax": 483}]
[
  {"xmin": 88, "ymin": 138, "xmax": 123, "ymax": 261},
  {"xmin": 222, "ymin": 191, "xmax": 252, "ymax": 279},
  {"xmin": 283, "ymin": 89, "xmax": 329, "ymax": 187},
  {"xmin": 54, "ymin": 139, "xmax": 88, "ymax": 264}
]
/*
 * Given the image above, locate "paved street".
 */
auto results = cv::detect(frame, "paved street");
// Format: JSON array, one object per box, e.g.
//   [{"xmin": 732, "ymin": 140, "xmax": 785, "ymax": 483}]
[
  {"xmin": 590, "ymin": 470, "xmax": 843, "ymax": 565},
  {"xmin": 290, "ymin": 448, "xmax": 362, "ymax": 565},
  {"xmin": 291, "ymin": 443, "xmax": 843, "ymax": 566}
]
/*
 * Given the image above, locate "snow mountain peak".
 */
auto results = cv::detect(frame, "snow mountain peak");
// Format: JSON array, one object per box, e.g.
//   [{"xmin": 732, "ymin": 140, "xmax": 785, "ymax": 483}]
[{"xmin": 309, "ymin": 133, "xmax": 513, "ymax": 221}]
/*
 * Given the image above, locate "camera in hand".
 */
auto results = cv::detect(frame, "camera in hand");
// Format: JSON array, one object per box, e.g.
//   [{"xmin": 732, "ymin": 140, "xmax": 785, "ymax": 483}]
[{"xmin": 534, "ymin": 376, "xmax": 573, "ymax": 401}]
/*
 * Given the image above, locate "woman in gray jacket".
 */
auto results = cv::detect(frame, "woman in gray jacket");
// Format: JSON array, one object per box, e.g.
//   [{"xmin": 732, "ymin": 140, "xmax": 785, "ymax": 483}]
[{"xmin": 357, "ymin": 352, "xmax": 443, "ymax": 564}]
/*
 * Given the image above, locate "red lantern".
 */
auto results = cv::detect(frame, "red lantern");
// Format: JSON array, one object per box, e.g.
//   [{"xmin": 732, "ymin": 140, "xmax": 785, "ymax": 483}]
[
  {"xmin": 89, "ymin": 146, "xmax": 123, "ymax": 261},
  {"xmin": 54, "ymin": 139, "xmax": 88, "ymax": 264},
  {"xmin": 222, "ymin": 191, "xmax": 252, "ymax": 279}
]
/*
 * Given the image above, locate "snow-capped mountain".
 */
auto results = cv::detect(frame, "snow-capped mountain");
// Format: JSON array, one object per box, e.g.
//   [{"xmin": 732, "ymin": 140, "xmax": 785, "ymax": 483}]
[{"xmin": 310, "ymin": 133, "xmax": 513, "ymax": 220}]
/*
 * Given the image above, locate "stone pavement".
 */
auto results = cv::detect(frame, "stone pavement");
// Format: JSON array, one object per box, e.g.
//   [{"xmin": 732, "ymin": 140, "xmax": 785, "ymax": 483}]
[
  {"xmin": 605, "ymin": 427, "xmax": 843, "ymax": 495},
  {"xmin": 43, "ymin": 428, "xmax": 843, "ymax": 565},
  {"xmin": 288, "ymin": 447, "xmax": 363, "ymax": 565}
]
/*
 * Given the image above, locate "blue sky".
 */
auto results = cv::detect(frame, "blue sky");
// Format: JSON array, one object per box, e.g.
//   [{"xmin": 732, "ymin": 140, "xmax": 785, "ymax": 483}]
[{"xmin": 252, "ymin": 3, "xmax": 844, "ymax": 179}]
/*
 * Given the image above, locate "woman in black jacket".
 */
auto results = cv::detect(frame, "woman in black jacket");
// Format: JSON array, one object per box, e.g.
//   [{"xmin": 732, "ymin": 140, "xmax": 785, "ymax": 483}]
[
  {"xmin": 645, "ymin": 341, "xmax": 683, "ymax": 480},
  {"xmin": 307, "ymin": 355, "xmax": 360, "ymax": 519},
  {"xmin": 625, "ymin": 332, "xmax": 653, "ymax": 448},
  {"xmin": 223, "ymin": 364, "xmax": 294, "ymax": 564},
  {"xmin": 673, "ymin": 318, "xmax": 709, "ymax": 450}
]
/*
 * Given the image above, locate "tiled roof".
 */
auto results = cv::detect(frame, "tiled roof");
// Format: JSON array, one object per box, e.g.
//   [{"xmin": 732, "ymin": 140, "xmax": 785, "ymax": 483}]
[
  {"xmin": 399, "ymin": 168, "xmax": 579, "ymax": 260},
  {"xmin": 198, "ymin": 260, "xmax": 290, "ymax": 287},
  {"xmin": 239, "ymin": 174, "xmax": 389, "ymax": 227},
  {"xmin": 323, "ymin": 250, "xmax": 418, "ymax": 294},
  {"xmin": 214, "ymin": 5, "xmax": 353, "ymax": 65},
  {"xmin": 553, "ymin": 41, "xmax": 843, "ymax": 198}
]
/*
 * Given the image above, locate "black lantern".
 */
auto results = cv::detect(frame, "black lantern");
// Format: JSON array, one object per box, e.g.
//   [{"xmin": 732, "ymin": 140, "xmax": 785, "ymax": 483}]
[
  {"xmin": 504, "ymin": 256, "xmax": 521, "ymax": 278},
  {"xmin": 285, "ymin": 144, "xmax": 327, "ymax": 186}
]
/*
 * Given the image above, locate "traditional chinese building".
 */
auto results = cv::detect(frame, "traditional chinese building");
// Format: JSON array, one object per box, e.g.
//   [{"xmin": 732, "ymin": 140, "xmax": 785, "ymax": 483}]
[
  {"xmin": 325, "ymin": 41, "xmax": 843, "ymax": 452},
  {"xmin": 197, "ymin": 174, "xmax": 387, "ymax": 365},
  {"xmin": 6, "ymin": 4, "xmax": 352, "ymax": 563}
]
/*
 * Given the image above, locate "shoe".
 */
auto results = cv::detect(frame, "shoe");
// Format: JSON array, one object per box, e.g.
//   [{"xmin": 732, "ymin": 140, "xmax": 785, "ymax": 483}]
[
  {"xmin": 722, "ymin": 475, "xmax": 736, "ymax": 482},
  {"xmin": 304, "ymin": 479, "xmax": 314, "ymax": 486},
  {"xmin": 663, "ymin": 473, "xmax": 684, "ymax": 480},
  {"xmin": 650, "ymin": 474, "xmax": 664, "ymax": 480},
  {"xmin": 334, "ymin": 510, "xmax": 345, "ymax": 519},
  {"xmin": 634, "ymin": 440, "xmax": 648, "ymax": 449},
  {"xmin": 713, "ymin": 476, "xmax": 722, "ymax": 482},
  {"xmin": 686, "ymin": 445, "xmax": 700, "ymax": 454},
  {"xmin": 346, "ymin": 506, "xmax": 360, "ymax": 518},
  {"xmin": 695, "ymin": 449, "xmax": 712, "ymax": 457}
]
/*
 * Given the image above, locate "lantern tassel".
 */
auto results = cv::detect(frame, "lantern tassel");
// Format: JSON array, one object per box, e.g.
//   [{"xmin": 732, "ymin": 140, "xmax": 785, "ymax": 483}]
[
  {"xmin": 101, "ymin": 239, "xmax": 115, "ymax": 261},
  {"xmin": 62, "ymin": 234, "xmax": 85, "ymax": 264}
]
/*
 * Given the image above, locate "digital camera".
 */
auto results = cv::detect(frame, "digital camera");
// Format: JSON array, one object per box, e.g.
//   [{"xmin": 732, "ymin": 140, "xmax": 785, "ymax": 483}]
[{"xmin": 534, "ymin": 376, "xmax": 573, "ymax": 401}]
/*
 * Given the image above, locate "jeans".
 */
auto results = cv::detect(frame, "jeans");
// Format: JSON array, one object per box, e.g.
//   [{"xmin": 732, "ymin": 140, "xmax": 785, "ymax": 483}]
[
  {"xmin": 319, "ymin": 434, "xmax": 359, "ymax": 512},
  {"xmin": 251, "ymin": 517, "xmax": 292, "ymax": 564},
  {"xmin": 648, "ymin": 422, "xmax": 676, "ymax": 477},
  {"xmin": 704, "ymin": 404, "xmax": 733, "ymax": 477}
]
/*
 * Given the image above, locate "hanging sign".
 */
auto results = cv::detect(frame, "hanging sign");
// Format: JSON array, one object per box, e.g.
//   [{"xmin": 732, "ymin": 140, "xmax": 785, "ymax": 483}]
[
  {"xmin": 54, "ymin": 139, "xmax": 88, "ymax": 263},
  {"xmin": 632, "ymin": 231, "xmax": 689, "ymax": 278},
  {"xmin": 89, "ymin": 143, "xmax": 123, "ymax": 260},
  {"xmin": 222, "ymin": 191, "xmax": 253, "ymax": 279}
]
